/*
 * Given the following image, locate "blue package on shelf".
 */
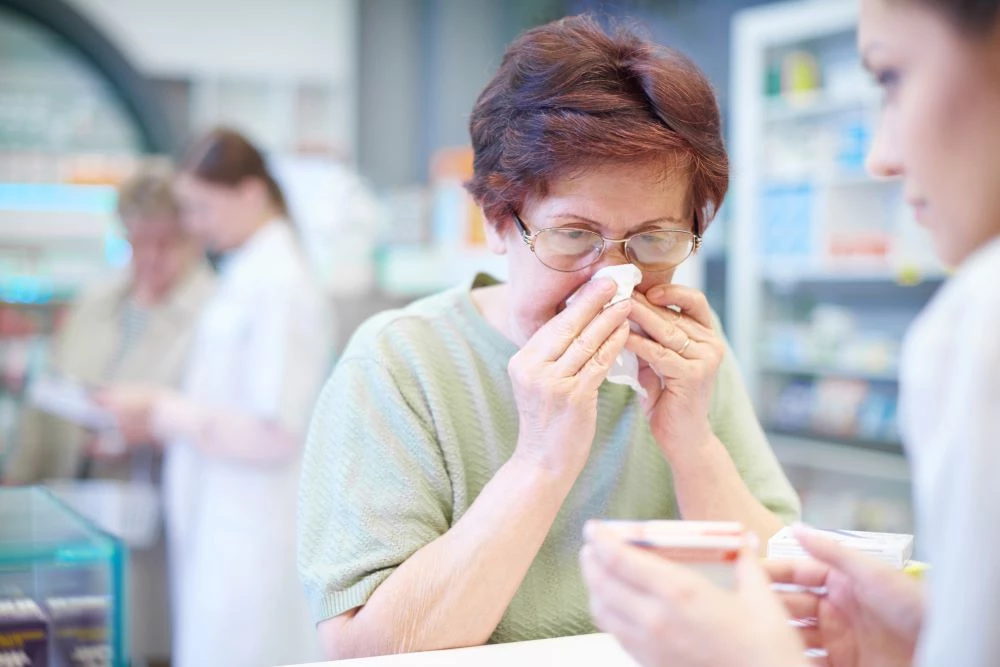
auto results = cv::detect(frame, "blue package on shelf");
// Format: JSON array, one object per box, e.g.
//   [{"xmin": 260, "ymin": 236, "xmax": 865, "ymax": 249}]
[
  {"xmin": 856, "ymin": 391, "xmax": 890, "ymax": 441},
  {"xmin": 836, "ymin": 119, "xmax": 872, "ymax": 174},
  {"xmin": 0, "ymin": 184, "xmax": 117, "ymax": 214},
  {"xmin": 0, "ymin": 277, "xmax": 55, "ymax": 305},
  {"xmin": 761, "ymin": 182, "xmax": 815, "ymax": 261},
  {"xmin": 770, "ymin": 379, "xmax": 815, "ymax": 431},
  {"xmin": 430, "ymin": 183, "xmax": 464, "ymax": 247}
]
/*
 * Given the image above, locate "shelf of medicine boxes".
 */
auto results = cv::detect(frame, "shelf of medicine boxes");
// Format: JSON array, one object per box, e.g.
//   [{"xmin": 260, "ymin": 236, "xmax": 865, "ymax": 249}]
[
  {"xmin": 757, "ymin": 275, "xmax": 943, "ymax": 460},
  {"xmin": 0, "ymin": 183, "xmax": 117, "ymax": 302},
  {"xmin": 375, "ymin": 244, "xmax": 508, "ymax": 298},
  {"xmin": 764, "ymin": 88, "xmax": 882, "ymax": 125},
  {"xmin": 730, "ymin": 0, "xmax": 928, "ymax": 473},
  {"xmin": 760, "ymin": 361, "xmax": 899, "ymax": 384},
  {"xmin": 768, "ymin": 432, "xmax": 910, "ymax": 483}
]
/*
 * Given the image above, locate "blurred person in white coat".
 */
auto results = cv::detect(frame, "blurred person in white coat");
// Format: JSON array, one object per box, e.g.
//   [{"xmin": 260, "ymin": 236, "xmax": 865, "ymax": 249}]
[
  {"xmin": 580, "ymin": 1, "xmax": 1000, "ymax": 666},
  {"xmin": 100, "ymin": 129, "xmax": 334, "ymax": 667}
]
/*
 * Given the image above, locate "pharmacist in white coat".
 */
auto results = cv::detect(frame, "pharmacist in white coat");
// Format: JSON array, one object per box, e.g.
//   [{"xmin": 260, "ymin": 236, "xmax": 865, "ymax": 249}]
[
  {"xmin": 100, "ymin": 129, "xmax": 334, "ymax": 667},
  {"xmin": 579, "ymin": 1, "xmax": 1000, "ymax": 666}
]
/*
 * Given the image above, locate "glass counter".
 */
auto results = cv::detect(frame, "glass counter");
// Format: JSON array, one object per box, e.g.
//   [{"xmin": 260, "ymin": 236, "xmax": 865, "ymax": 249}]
[{"xmin": 0, "ymin": 486, "xmax": 126, "ymax": 667}]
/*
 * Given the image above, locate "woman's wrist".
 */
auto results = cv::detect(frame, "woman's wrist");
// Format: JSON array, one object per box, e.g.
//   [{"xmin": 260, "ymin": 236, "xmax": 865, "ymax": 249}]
[
  {"xmin": 508, "ymin": 445, "xmax": 582, "ymax": 497},
  {"xmin": 654, "ymin": 421, "xmax": 717, "ymax": 465},
  {"xmin": 150, "ymin": 390, "xmax": 194, "ymax": 444}
]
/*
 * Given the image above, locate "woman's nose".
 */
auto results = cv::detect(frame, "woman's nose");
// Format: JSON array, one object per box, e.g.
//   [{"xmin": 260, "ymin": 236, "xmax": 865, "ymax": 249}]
[
  {"xmin": 866, "ymin": 114, "xmax": 904, "ymax": 179},
  {"xmin": 593, "ymin": 240, "xmax": 631, "ymax": 270}
]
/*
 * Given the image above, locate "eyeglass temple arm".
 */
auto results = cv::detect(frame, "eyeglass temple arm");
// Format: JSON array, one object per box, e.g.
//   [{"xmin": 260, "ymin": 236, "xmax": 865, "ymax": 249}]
[
  {"xmin": 511, "ymin": 212, "xmax": 529, "ymax": 238},
  {"xmin": 511, "ymin": 212, "xmax": 535, "ymax": 245}
]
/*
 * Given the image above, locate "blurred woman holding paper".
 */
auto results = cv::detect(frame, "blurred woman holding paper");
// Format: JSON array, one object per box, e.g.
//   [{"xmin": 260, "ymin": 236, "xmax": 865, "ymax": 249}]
[
  {"xmin": 4, "ymin": 165, "xmax": 213, "ymax": 482},
  {"xmin": 298, "ymin": 16, "xmax": 799, "ymax": 660},
  {"xmin": 582, "ymin": 0, "xmax": 1000, "ymax": 665},
  {"xmin": 2, "ymin": 164, "xmax": 214, "ymax": 665}
]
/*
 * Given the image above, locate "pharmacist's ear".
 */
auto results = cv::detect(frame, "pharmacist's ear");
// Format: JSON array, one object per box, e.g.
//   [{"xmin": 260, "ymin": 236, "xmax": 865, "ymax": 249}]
[{"xmin": 484, "ymin": 216, "xmax": 509, "ymax": 256}]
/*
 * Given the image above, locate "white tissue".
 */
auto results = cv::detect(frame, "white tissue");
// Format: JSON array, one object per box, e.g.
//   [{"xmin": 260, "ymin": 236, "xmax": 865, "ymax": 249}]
[{"xmin": 567, "ymin": 264, "xmax": 646, "ymax": 398}]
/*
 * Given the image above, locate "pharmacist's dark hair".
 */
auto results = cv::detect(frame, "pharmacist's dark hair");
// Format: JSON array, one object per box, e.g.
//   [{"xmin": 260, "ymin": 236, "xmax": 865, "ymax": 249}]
[
  {"xmin": 180, "ymin": 128, "xmax": 289, "ymax": 216},
  {"xmin": 910, "ymin": 0, "xmax": 1000, "ymax": 34},
  {"xmin": 465, "ymin": 14, "xmax": 727, "ymax": 235}
]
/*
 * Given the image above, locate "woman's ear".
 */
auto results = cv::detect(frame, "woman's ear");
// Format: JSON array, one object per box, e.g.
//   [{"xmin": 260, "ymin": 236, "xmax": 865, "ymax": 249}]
[{"xmin": 484, "ymin": 216, "xmax": 509, "ymax": 255}]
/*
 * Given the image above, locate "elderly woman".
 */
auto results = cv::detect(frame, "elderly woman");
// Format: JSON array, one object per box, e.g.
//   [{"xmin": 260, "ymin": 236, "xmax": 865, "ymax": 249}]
[{"xmin": 298, "ymin": 15, "xmax": 799, "ymax": 659}]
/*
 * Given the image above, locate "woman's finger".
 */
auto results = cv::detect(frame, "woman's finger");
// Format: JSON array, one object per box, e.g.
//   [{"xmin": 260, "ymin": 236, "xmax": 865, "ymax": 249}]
[
  {"xmin": 575, "ymin": 322, "xmax": 632, "ymax": 388},
  {"xmin": 643, "ymin": 283, "xmax": 715, "ymax": 330},
  {"xmin": 632, "ymin": 291, "xmax": 715, "ymax": 343},
  {"xmin": 796, "ymin": 625, "xmax": 825, "ymax": 650},
  {"xmin": 585, "ymin": 522, "xmax": 718, "ymax": 606},
  {"xmin": 764, "ymin": 557, "xmax": 832, "ymax": 590},
  {"xmin": 625, "ymin": 333, "xmax": 700, "ymax": 380},
  {"xmin": 555, "ymin": 300, "xmax": 631, "ymax": 376},
  {"xmin": 629, "ymin": 301, "xmax": 715, "ymax": 364},
  {"xmin": 628, "ymin": 297, "xmax": 688, "ymax": 352},
  {"xmin": 780, "ymin": 591, "xmax": 822, "ymax": 621},
  {"xmin": 793, "ymin": 525, "xmax": 894, "ymax": 585},
  {"xmin": 580, "ymin": 544, "xmax": 659, "ymax": 628},
  {"xmin": 588, "ymin": 596, "xmax": 646, "ymax": 650},
  {"xmin": 521, "ymin": 278, "xmax": 618, "ymax": 363}
]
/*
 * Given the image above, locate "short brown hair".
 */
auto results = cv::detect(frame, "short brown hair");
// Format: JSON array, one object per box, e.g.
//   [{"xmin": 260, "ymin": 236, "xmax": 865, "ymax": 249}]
[
  {"xmin": 466, "ymin": 15, "xmax": 728, "ymax": 234},
  {"xmin": 180, "ymin": 128, "xmax": 289, "ymax": 215},
  {"xmin": 116, "ymin": 162, "xmax": 179, "ymax": 221}
]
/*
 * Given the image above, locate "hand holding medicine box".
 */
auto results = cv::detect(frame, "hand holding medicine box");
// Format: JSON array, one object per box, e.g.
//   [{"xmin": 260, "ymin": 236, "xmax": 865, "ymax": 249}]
[
  {"xmin": 767, "ymin": 527, "xmax": 914, "ymax": 569},
  {"xmin": 593, "ymin": 520, "xmax": 747, "ymax": 589}
]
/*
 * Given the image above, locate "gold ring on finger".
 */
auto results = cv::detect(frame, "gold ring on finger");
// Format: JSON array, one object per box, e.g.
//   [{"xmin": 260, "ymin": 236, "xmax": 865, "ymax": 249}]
[{"xmin": 677, "ymin": 336, "xmax": 693, "ymax": 357}]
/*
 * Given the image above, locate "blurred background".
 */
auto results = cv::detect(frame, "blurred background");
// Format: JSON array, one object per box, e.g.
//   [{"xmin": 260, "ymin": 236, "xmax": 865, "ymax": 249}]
[{"xmin": 0, "ymin": 0, "xmax": 934, "ymax": 611}]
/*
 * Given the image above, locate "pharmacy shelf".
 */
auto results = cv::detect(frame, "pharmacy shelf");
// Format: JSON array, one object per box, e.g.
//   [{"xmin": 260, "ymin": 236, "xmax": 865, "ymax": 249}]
[
  {"xmin": 761, "ymin": 362, "xmax": 898, "ymax": 383},
  {"xmin": 770, "ymin": 432, "xmax": 910, "ymax": 483},
  {"xmin": 0, "ymin": 183, "xmax": 117, "ymax": 213},
  {"xmin": 762, "ymin": 265, "xmax": 948, "ymax": 285},
  {"xmin": 762, "ymin": 173, "xmax": 895, "ymax": 190},
  {"xmin": 768, "ymin": 426, "xmax": 903, "ymax": 456},
  {"xmin": 765, "ymin": 90, "xmax": 881, "ymax": 124},
  {"xmin": 376, "ymin": 245, "xmax": 508, "ymax": 298},
  {"xmin": 0, "ymin": 212, "xmax": 109, "ymax": 245}
]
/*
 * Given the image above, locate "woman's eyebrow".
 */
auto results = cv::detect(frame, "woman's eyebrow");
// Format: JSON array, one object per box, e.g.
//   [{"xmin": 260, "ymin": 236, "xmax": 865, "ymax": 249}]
[{"xmin": 551, "ymin": 213, "xmax": 687, "ymax": 227}]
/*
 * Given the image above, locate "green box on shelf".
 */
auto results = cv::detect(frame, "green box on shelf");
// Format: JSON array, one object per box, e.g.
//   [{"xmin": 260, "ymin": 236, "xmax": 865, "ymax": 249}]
[{"xmin": 0, "ymin": 487, "xmax": 127, "ymax": 667}]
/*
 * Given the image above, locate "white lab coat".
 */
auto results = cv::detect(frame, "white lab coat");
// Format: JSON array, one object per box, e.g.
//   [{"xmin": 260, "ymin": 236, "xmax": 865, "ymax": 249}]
[
  {"xmin": 900, "ymin": 235, "xmax": 1000, "ymax": 667},
  {"xmin": 164, "ymin": 221, "xmax": 333, "ymax": 667}
]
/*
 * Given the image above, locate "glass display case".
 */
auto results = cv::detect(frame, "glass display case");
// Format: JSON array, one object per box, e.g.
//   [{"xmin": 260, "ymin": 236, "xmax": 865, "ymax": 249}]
[{"xmin": 0, "ymin": 486, "xmax": 126, "ymax": 667}]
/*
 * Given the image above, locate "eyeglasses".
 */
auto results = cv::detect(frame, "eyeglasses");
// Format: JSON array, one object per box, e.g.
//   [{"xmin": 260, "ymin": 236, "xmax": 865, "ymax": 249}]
[{"xmin": 512, "ymin": 212, "xmax": 702, "ymax": 273}]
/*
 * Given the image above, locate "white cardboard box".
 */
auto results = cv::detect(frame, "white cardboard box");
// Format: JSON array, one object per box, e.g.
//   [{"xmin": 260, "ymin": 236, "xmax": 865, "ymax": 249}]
[{"xmin": 768, "ymin": 527, "xmax": 914, "ymax": 569}]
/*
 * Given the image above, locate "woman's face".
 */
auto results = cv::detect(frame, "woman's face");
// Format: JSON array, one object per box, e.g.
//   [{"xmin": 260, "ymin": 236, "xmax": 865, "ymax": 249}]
[
  {"xmin": 123, "ymin": 215, "xmax": 194, "ymax": 304},
  {"xmin": 861, "ymin": 0, "xmax": 1000, "ymax": 266},
  {"xmin": 173, "ymin": 174, "xmax": 266, "ymax": 252},
  {"xmin": 485, "ymin": 161, "xmax": 694, "ymax": 346}
]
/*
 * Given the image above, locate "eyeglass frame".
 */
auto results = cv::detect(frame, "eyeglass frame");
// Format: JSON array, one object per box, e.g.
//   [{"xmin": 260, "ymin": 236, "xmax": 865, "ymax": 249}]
[{"xmin": 510, "ymin": 211, "xmax": 703, "ymax": 273}]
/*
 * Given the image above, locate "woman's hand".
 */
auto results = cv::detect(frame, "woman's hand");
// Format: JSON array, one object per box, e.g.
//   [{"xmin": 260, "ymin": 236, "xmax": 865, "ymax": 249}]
[
  {"xmin": 581, "ymin": 522, "xmax": 806, "ymax": 667},
  {"xmin": 766, "ymin": 526, "xmax": 924, "ymax": 667},
  {"xmin": 509, "ymin": 277, "xmax": 631, "ymax": 478},
  {"xmin": 626, "ymin": 285, "xmax": 725, "ymax": 456},
  {"xmin": 95, "ymin": 384, "xmax": 168, "ymax": 446}
]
